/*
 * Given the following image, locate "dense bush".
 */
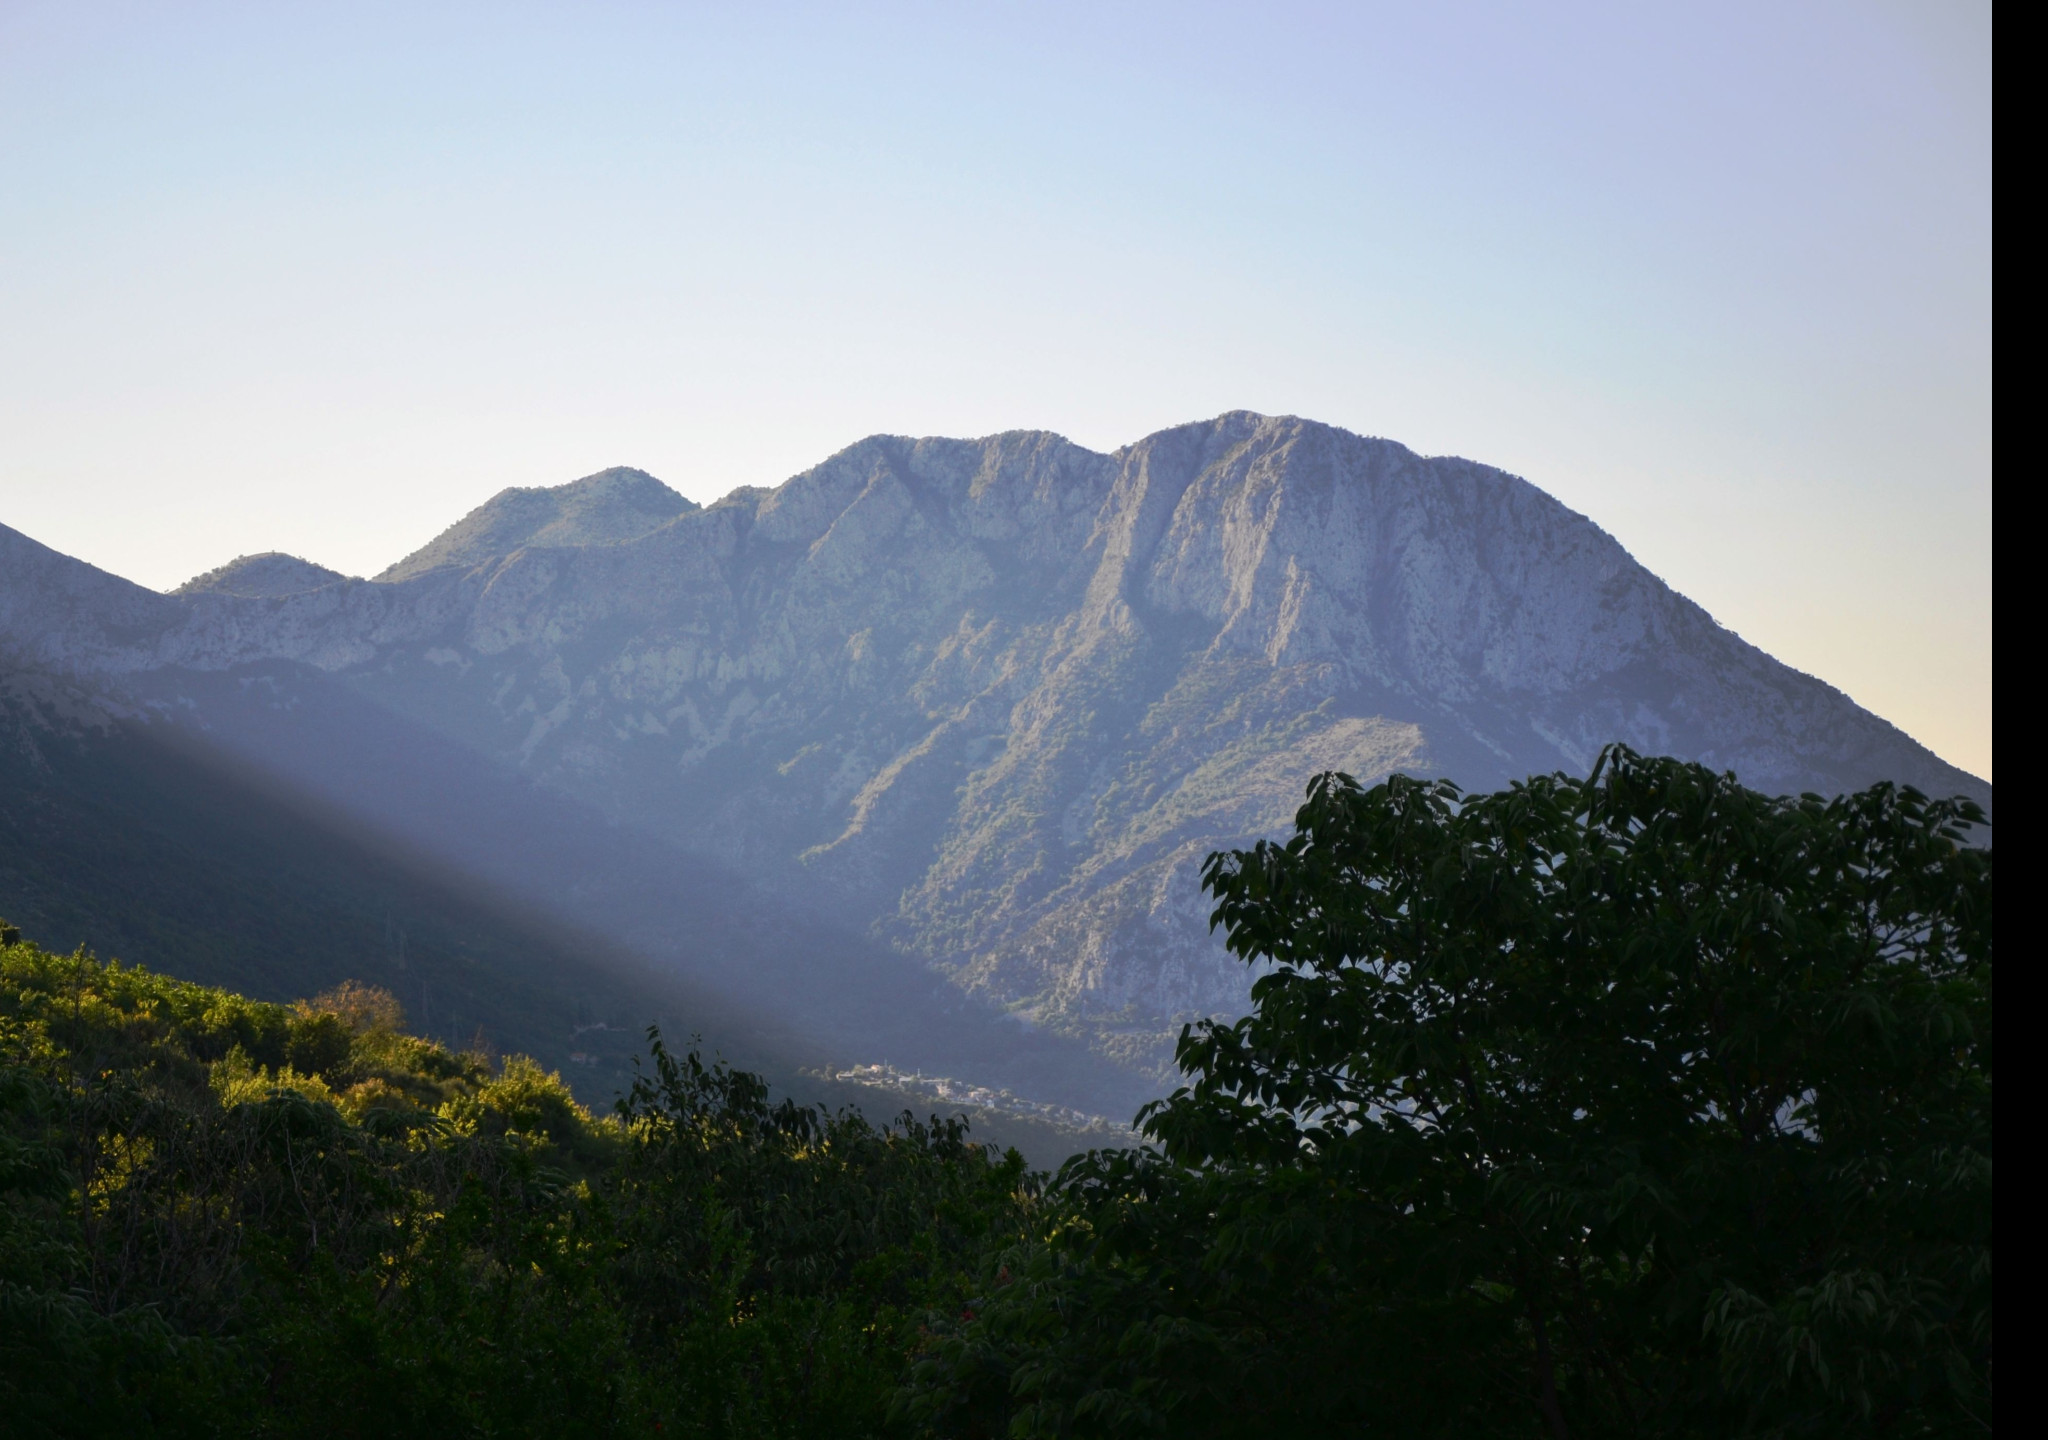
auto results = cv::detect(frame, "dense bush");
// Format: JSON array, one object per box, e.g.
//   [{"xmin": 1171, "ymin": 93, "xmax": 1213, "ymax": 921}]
[{"xmin": 0, "ymin": 930, "xmax": 1030, "ymax": 1437}]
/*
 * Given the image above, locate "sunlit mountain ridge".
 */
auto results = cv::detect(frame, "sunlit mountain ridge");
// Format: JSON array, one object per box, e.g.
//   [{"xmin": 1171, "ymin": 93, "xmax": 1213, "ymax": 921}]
[{"xmin": 0, "ymin": 412, "xmax": 1987, "ymax": 1100}]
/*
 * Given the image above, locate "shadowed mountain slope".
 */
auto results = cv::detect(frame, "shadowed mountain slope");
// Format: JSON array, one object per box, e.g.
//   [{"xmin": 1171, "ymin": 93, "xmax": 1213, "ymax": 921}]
[
  {"xmin": 0, "ymin": 666, "xmax": 664, "ymax": 1098},
  {"xmin": 0, "ymin": 666, "xmax": 1126, "ymax": 1160},
  {"xmin": 0, "ymin": 413, "xmax": 1989, "ymax": 1090}
]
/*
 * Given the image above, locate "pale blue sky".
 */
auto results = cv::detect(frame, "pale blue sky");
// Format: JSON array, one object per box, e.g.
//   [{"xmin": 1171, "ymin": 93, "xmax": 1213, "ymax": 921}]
[{"xmin": 0, "ymin": 2, "xmax": 1991, "ymax": 776}]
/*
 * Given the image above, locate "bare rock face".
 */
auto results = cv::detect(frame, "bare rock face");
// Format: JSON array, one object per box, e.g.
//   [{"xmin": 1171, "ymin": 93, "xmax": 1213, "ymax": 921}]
[{"xmin": 0, "ymin": 413, "xmax": 1989, "ymax": 1077}]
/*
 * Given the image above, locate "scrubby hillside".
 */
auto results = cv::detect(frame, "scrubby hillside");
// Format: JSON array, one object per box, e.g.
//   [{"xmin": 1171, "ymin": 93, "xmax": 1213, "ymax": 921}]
[{"xmin": 0, "ymin": 924, "xmax": 1032, "ymax": 1438}]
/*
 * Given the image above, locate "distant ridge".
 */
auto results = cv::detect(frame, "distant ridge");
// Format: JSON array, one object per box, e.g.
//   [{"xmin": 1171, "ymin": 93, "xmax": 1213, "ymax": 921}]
[
  {"xmin": 376, "ymin": 466, "xmax": 695, "ymax": 582},
  {"xmin": 0, "ymin": 413, "xmax": 1992, "ymax": 1103}
]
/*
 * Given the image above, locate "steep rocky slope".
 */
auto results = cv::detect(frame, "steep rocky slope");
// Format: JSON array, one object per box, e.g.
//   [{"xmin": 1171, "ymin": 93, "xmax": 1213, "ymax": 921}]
[{"xmin": 0, "ymin": 414, "xmax": 1989, "ymax": 1081}]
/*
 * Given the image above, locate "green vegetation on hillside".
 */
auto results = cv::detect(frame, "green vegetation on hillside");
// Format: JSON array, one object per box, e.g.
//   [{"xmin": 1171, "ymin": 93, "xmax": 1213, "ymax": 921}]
[
  {"xmin": 4, "ymin": 748, "xmax": 1990, "ymax": 1436},
  {"xmin": 0, "ymin": 931, "xmax": 1031, "ymax": 1438}
]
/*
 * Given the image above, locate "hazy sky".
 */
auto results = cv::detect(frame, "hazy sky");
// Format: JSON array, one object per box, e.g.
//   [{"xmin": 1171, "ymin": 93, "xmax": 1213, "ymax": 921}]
[{"xmin": 0, "ymin": 2, "xmax": 1991, "ymax": 778}]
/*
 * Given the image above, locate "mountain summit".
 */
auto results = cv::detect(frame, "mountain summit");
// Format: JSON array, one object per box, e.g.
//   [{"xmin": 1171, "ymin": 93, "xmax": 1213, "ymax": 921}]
[
  {"xmin": 376, "ymin": 465, "xmax": 696, "ymax": 582},
  {"xmin": 177, "ymin": 552, "xmax": 351, "ymax": 598},
  {"xmin": 0, "ymin": 413, "xmax": 1989, "ymax": 1088}
]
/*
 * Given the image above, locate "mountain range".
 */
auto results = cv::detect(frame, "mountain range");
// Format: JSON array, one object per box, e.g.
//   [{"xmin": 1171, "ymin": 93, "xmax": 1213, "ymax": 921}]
[{"xmin": 0, "ymin": 412, "xmax": 1990, "ymax": 1118}]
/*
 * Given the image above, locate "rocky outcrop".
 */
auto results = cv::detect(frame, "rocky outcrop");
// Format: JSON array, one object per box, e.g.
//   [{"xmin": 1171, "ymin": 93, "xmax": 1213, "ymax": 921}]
[{"xmin": 0, "ymin": 413, "xmax": 1989, "ymax": 1077}]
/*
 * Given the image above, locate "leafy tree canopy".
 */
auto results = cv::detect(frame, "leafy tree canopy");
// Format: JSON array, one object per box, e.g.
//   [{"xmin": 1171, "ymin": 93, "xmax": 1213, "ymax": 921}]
[{"xmin": 909, "ymin": 748, "xmax": 1991, "ymax": 1438}]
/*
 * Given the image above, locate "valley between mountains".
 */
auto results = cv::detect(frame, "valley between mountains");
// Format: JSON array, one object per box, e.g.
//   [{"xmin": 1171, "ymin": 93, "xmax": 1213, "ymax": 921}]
[{"xmin": 0, "ymin": 412, "xmax": 1990, "ymax": 1123}]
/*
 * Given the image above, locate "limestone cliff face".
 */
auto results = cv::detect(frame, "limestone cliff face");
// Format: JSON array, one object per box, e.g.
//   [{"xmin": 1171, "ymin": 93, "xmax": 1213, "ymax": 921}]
[{"xmin": 0, "ymin": 413, "xmax": 1988, "ymax": 1074}]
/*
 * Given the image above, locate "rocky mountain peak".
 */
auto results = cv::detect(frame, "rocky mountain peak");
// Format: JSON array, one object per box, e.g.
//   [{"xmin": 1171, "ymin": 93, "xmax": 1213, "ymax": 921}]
[
  {"xmin": 0, "ymin": 416, "xmax": 1990, "ymax": 1095},
  {"xmin": 176, "ymin": 552, "xmax": 351, "ymax": 598},
  {"xmin": 375, "ymin": 465, "xmax": 696, "ymax": 583}
]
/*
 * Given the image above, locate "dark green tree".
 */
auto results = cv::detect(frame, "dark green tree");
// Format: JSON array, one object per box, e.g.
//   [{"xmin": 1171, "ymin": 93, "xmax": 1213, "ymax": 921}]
[{"xmin": 907, "ymin": 748, "xmax": 1991, "ymax": 1438}]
